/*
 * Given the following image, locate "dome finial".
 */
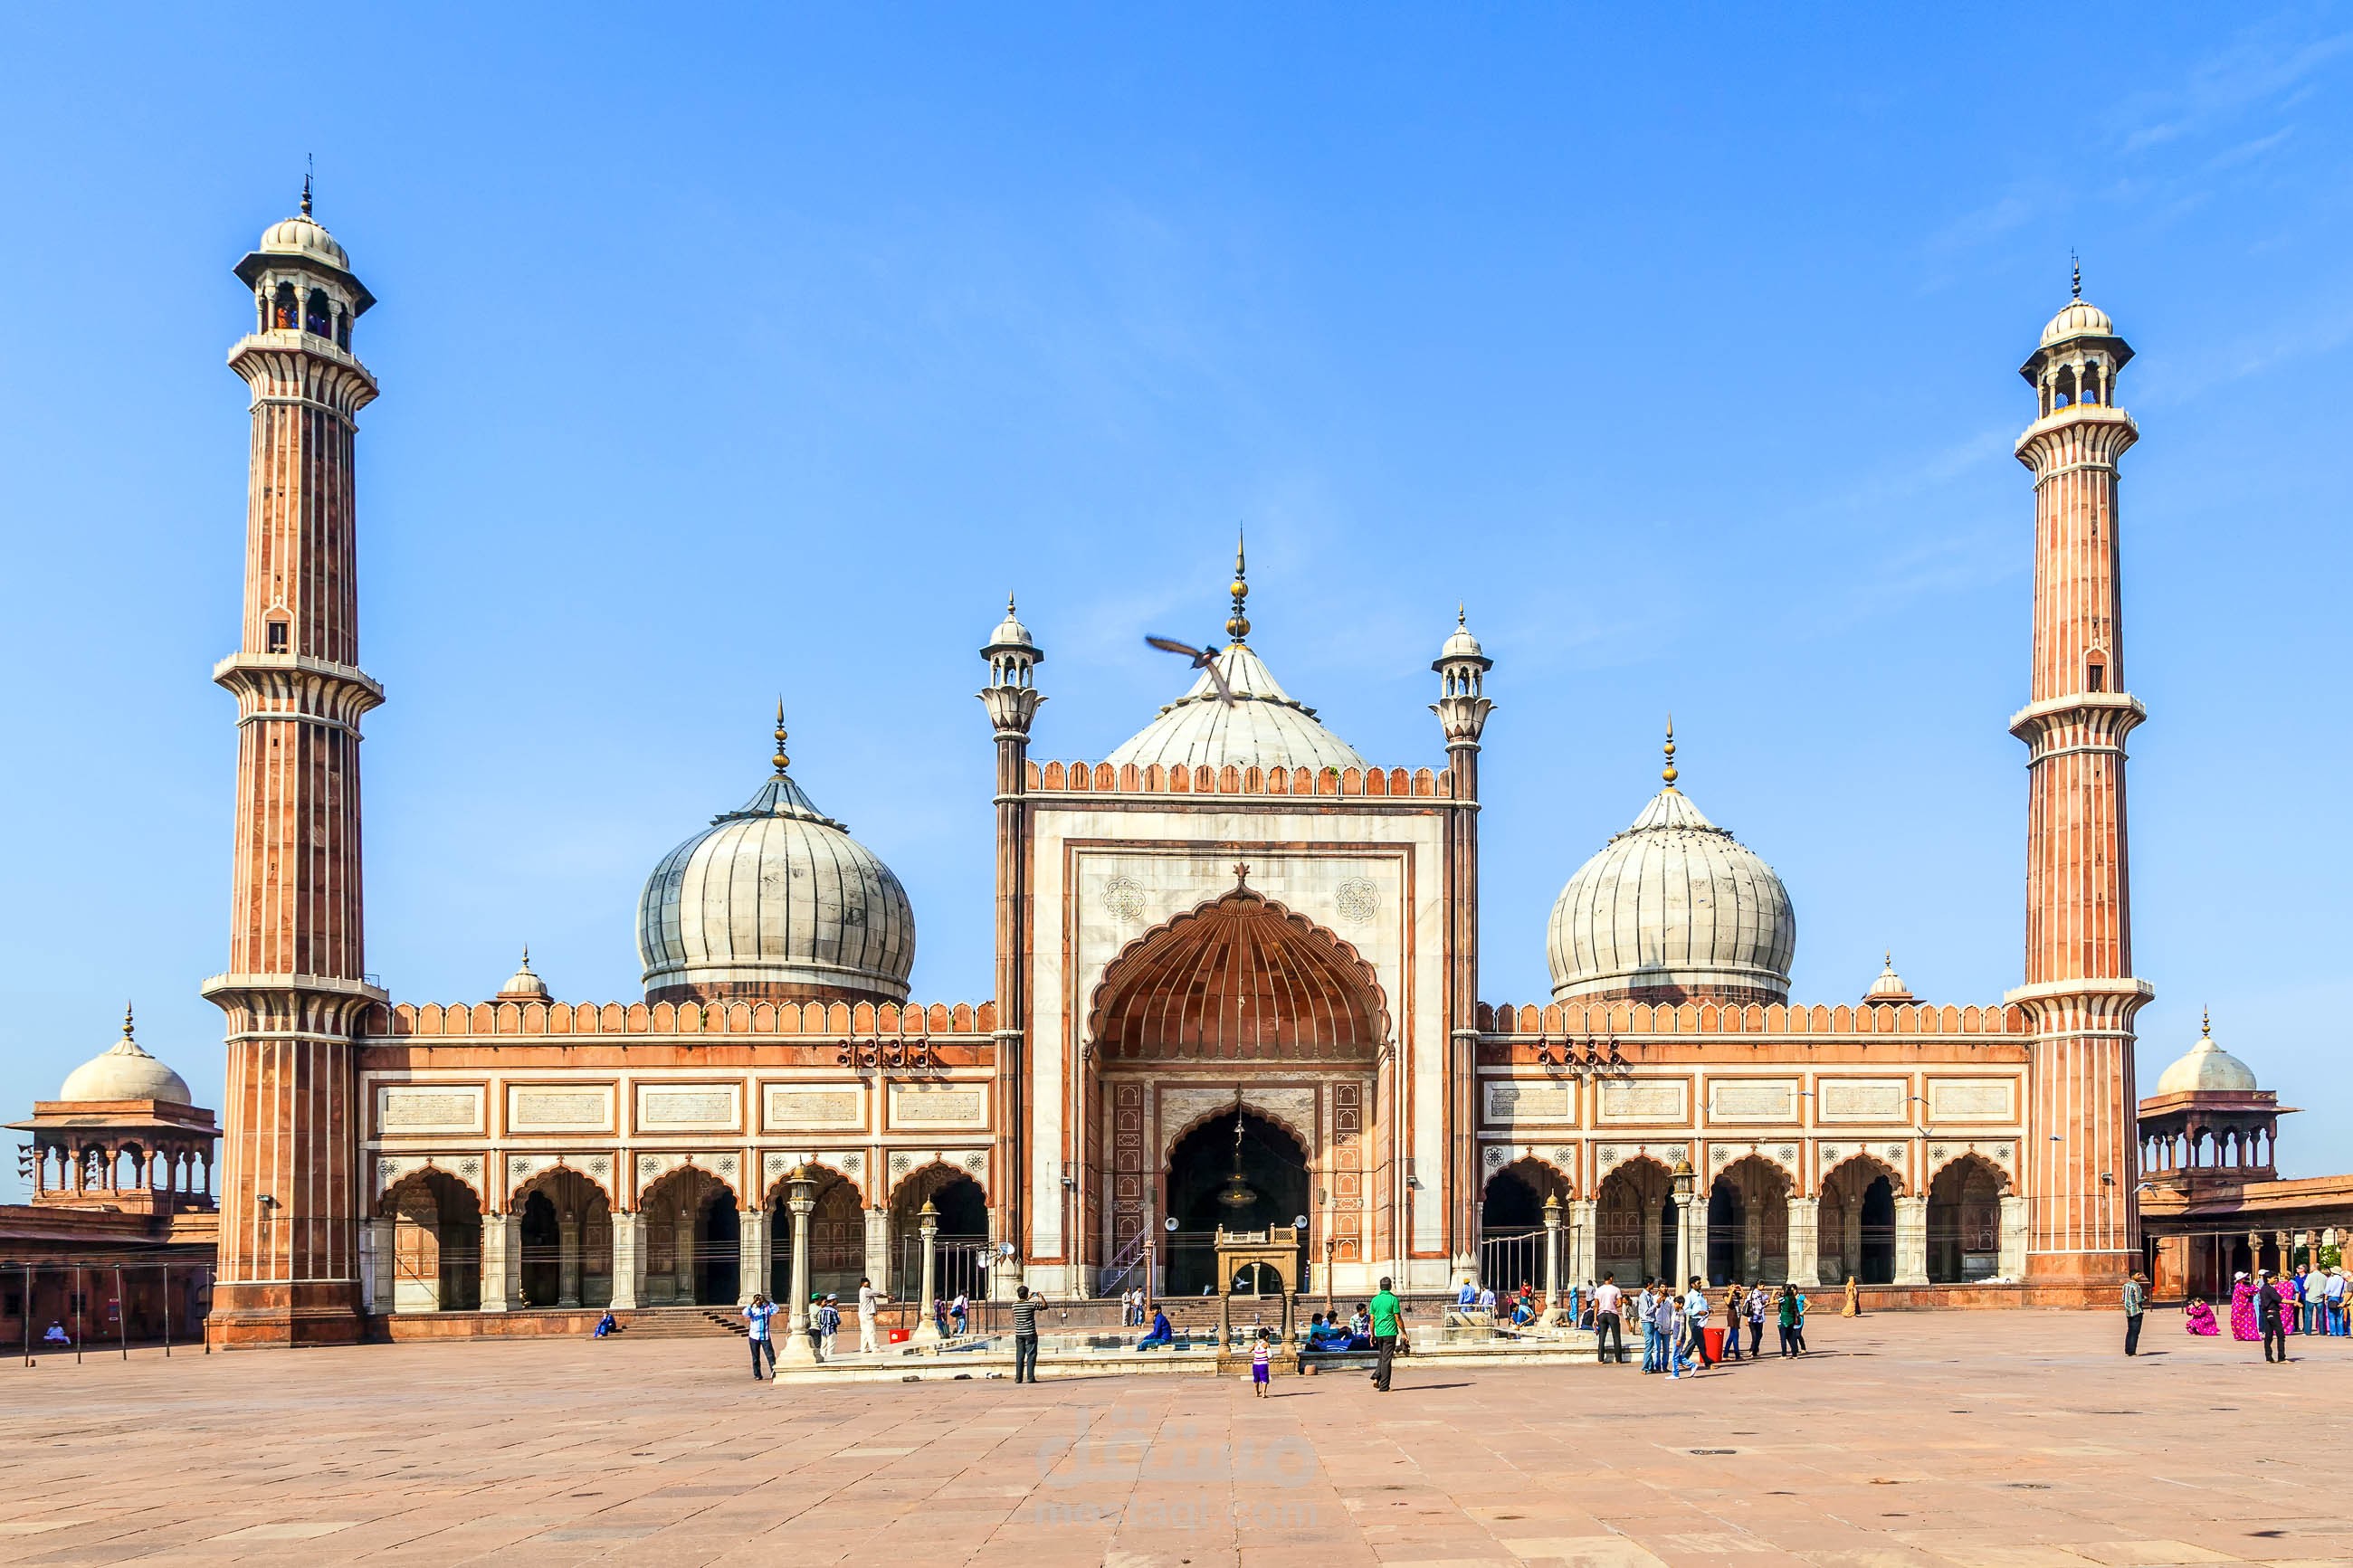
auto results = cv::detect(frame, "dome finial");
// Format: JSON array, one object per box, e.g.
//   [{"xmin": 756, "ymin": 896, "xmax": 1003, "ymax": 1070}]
[
  {"xmin": 301, "ymin": 154, "xmax": 314, "ymax": 218},
  {"xmin": 1661, "ymin": 715, "xmax": 1679, "ymax": 788},
  {"xmin": 1225, "ymin": 526, "xmax": 1251, "ymax": 643},
  {"xmin": 2201, "ymin": 1003, "xmax": 2211, "ymax": 1040},
  {"xmin": 2070, "ymin": 249, "xmax": 2081, "ymax": 301},
  {"xmin": 771, "ymin": 698, "xmax": 790, "ymax": 774},
  {"xmin": 122, "ymin": 1001, "xmax": 136, "ymax": 1041}
]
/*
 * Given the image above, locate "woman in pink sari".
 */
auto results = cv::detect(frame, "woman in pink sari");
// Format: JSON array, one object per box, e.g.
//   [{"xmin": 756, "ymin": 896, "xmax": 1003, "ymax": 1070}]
[
  {"xmin": 2229, "ymin": 1274, "xmax": 2259, "ymax": 1341},
  {"xmin": 2184, "ymin": 1298, "xmax": 2218, "ymax": 1336}
]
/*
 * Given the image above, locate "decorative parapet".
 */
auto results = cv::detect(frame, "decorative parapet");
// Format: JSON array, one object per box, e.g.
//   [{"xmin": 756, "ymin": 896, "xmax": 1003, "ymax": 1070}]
[
  {"xmin": 367, "ymin": 998, "xmax": 996, "ymax": 1038},
  {"xmin": 1474, "ymin": 999, "xmax": 2029, "ymax": 1037},
  {"xmin": 1025, "ymin": 759, "xmax": 1453, "ymax": 799}
]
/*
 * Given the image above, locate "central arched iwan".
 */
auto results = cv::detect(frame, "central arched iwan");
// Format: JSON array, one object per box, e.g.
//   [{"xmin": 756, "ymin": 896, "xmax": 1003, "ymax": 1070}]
[{"xmin": 1088, "ymin": 888, "xmax": 1388, "ymax": 1062}]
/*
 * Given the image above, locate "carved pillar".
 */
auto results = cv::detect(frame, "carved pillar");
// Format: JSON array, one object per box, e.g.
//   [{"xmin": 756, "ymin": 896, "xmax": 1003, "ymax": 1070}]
[
  {"xmin": 913, "ymin": 1199, "xmax": 942, "ymax": 1344},
  {"xmin": 1894, "ymin": 1196, "xmax": 1929, "ymax": 1287},
  {"xmin": 780, "ymin": 1167, "xmax": 819, "ymax": 1364},
  {"xmin": 608, "ymin": 1211, "xmax": 643, "ymax": 1311},
  {"xmin": 1999, "ymin": 1195, "xmax": 2030, "ymax": 1280},
  {"xmin": 361, "ymin": 1217, "xmax": 395, "ymax": 1313},
  {"xmin": 1568, "ymin": 1198, "xmax": 1598, "ymax": 1288},
  {"xmin": 1786, "ymin": 1198, "xmax": 1821, "ymax": 1288},
  {"xmin": 1540, "ymin": 1194, "xmax": 1563, "ymax": 1323},
  {"xmin": 738, "ymin": 1208, "xmax": 770, "ymax": 1309},
  {"xmin": 481, "ymin": 1213, "xmax": 520, "ymax": 1312},
  {"xmin": 864, "ymin": 1206, "xmax": 893, "ymax": 1297}
]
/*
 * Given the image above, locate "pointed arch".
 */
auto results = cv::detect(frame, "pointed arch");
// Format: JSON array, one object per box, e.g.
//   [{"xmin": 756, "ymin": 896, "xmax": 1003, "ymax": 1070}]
[{"xmin": 1086, "ymin": 886, "xmax": 1388, "ymax": 1062}]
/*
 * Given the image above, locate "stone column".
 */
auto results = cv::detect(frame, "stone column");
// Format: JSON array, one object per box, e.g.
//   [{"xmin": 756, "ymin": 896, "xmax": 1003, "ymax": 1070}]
[
  {"xmin": 780, "ymin": 1168, "xmax": 819, "ymax": 1365},
  {"xmin": 1894, "ymin": 1196, "xmax": 1929, "ymax": 1286},
  {"xmin": 1786, "ymin": 1198, "xmax": 1821, "ymax": 1288},
  {"xmin": 481, "ymin": 1213, "xmax": 521, "ymax": 1312},
  {"xmin": 609, "ymin": 1211, "xmax": 643, "ymax": 1311},
  {"xmin": 738, "ymin": 1208, "xmax": 770, "ymax": 1308},
  {"xmin": 1998, "ymin": 1195, "xmax": 2029, "ymax": 1281},
  {"xmin": 361, "ymin": 1217, "xmax": 395, "ymax": 1313},
  {"xmin": 864, "ymin": 1206, "xmax": 893, "ymax": 1297},
  {"xmin": 913, "ymin": 1200, "xmax": 942, "ymax": 1344},
  {"xmin": 1568, "ymin": 1199, "xmax": 1598, "ymax": 1288},
  {"xmin": 557, "ymin": 1214, "xmax": 582, "ymax": 1307},
  {"xmin": 1540, "ymin": 1194, "xmax": 1564, "ymax": 1324}
]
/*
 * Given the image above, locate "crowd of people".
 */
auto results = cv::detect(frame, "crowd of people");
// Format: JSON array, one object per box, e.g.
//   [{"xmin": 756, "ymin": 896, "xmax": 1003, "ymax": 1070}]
[
  {"xmin": 1567, "ymin": 1273, "xmax": 1810, "ymax": 1376},
  {"xmin": 2180, "ymin": 1263, "xmax": 2348, "ymax": 1362}
]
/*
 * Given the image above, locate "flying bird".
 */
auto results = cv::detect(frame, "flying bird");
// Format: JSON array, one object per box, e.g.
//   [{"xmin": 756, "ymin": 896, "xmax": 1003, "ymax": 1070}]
[{"xmin": 1144, "ymin": 635, "xmax": 1237, "ymax": 705}]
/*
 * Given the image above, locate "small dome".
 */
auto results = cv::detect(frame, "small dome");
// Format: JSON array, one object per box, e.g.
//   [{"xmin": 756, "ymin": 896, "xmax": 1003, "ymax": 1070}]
[
  {"xmin": 258, "ymin": 211, "xmax": 351, "ymax": 274},
  {"xmin": 496, "ymin": 949, "xmax": 549, "ymax": 1002},
  {"xmin": 1108, "ymin": 642, "xmax": 1367, "ymax": 774},
  {"xmin": 1548, "ymin": 755, "xmax": 1796, "ymax": 1003},
  {"xmin": 2041, "ymin": 298, "xmax": 2117, "ymax": 347},
  {"xmin": 1438, "ymin": 607, "xmax": 1487, "ymax": 664},
  {"xmin": 59, "ymin": 1008, "xmax": 192, "ymax": 1105},
  {"xmin": 1864, "ymin": 952, "xmax": 1916, "ymax": 1003},
  {"xmin": 985, "ymin": 595, "xmax": 1036, "ymax": 653},
  {"xmin": 637, "ymin": 733, "xmax": 916, "ymax": 1004},
  {"xmin": 2154, "ymin": 1013, "xmax": 2260, "ymax": 1096}
]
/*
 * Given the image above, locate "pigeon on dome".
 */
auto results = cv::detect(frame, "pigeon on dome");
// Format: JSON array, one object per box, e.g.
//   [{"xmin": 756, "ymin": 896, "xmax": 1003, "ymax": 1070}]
[
  {"xmin": 1863, "ymin": 952, "xmax": 1917, "ymax": 1004},
  {"xmin": 497, "ymin": 947, "xmax": 550, "ymax": 1003}
]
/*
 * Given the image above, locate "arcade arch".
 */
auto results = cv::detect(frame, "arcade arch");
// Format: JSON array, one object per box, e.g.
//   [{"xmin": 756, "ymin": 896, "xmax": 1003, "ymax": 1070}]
[
  {"xmin": 638, "ymin": 1166, "xmax": 739, "ymax": 1307},
  {"xmin": 1818, "ymin": 1155, "xmax": 1900, "ymax": 1286},
  {"xmin": 1707, "ymin": 1155, "xmax": 1791, "ymax": 1286},
  {"xmin": 380, "ymin": 1168, "xmax": 482, "ymax": 1312},
  {"xmin": 1596, "ymin": 1156, "xmax": 1676, "ymax": 1285}
]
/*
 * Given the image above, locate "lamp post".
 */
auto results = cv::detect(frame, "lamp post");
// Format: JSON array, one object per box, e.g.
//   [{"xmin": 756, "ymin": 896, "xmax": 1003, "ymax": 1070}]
[
  {"xmin": 912, "ymin": 1199, "xmax": 942, "ymax": 1345},
  {"xmin": 779, "ymin": 1165, "xmax": 819, "ymax": 1365},
  {"xmin": 1322, "ymin": 1236, "xmax": 1337, "ymax": 1320},
  {"xmin": 1670, "ymin": 1155, "xmax": 1698, "ymax": 1288},
  {"xmin": 1541, "ymin": 1193, "xmax": 1564, "ymax": 1325}
]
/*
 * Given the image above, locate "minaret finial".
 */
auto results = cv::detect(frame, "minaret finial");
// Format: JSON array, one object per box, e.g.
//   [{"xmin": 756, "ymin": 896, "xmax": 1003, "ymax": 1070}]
[
  {"xmin": 1457, "ymin": 602, "xmax": 1467, "ymax": 628},
  {"xmin": 771, "ymin": 698, "xmax": 790, "ymax": 774},
  {"xmin": 2070, "ymin": 249, "xmax": 2081, "ymax": 301},
  {"xmin": 1006, "ymin": 591, "xmax": 1017, "ymax": 615},
  {"xmin": 1662, "ymin": 715, "xmax": 1679, "ymax": 788},
  {"xmin": 122, "ymin": 1001, "xmax": 135, "ymax": 1040},
  {"xmin": 2201, "ymin": 1004, "xmax": 2211, "ymax": 1039},
  {"xmin": 1225, "ymin": 526, "xmax": 1252, "ymax": 643},
  {"xmin": 302, "ymin": 154, "xmax": 314, "ymax": 218}
]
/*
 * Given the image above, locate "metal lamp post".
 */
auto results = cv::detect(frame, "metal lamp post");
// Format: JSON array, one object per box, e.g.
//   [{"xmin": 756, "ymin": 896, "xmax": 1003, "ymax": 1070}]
[
  {"xmin": 778, "ymin": 1164, "xmax": 820, "ymax": 1365},
  {"xmin": 1541, "ymin": 1193, "xmax": 1564, "ymax": 1324},
  {"xmin": 1671, "ymin": 1155, "xmax": 1698, "ymax": 1288}
]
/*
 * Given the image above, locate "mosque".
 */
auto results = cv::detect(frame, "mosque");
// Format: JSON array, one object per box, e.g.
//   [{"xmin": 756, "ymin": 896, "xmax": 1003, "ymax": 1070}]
[{"xmin": 186, "ymin": 194, "xmax": 2185, "ymax": 1346}]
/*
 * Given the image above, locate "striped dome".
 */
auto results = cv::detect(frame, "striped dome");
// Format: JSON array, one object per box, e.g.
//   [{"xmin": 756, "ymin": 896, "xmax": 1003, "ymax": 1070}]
[
  {"xmin": 1547, "ymin": 784, "xmax": 1796, "ymax": 1004},
  {"xmin": 636, "ymin": 766, "xmax": 915, "ymax": 1004}
]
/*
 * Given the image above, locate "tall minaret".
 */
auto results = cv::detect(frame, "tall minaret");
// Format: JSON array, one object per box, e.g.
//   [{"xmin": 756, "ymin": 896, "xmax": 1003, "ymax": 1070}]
[
  {"xmin": 201, "ymin": 184, "xmax": 385, "ymax": 1347},
  {"xmin": 978, "ymin": 594, "xmax": 1043, "ymax": 1293},
  {"xmin": 1432, "ymin": 607, "xmax": 1492, "ymax": 1268},
  {"xmin": 2007, "ymin": 264, "xmax": 2151, "ymax": 1292}
]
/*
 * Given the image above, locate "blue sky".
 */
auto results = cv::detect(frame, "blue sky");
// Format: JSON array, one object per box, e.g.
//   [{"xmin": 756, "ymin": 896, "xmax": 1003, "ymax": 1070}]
[{"xmin": 3, "ymin": 6, "xmax": 2348, "ymax": 1193}]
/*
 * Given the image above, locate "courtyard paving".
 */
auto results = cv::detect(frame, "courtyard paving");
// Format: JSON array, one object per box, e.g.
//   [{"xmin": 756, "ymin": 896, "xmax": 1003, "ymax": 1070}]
[{"xmin": 0, "ymin": 1308, "xmax": 2345, "ymax": 1567}]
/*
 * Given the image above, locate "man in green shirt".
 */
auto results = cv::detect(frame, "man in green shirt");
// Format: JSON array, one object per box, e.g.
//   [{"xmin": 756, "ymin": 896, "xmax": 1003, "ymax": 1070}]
[
  {"xmin": 2122, "ymin": 1272, "xmax": 2147, "ymax": 1357},
  {"xmin": 1369, "ymin": 1278, "xmax": 1405, "ymax": 1392}
]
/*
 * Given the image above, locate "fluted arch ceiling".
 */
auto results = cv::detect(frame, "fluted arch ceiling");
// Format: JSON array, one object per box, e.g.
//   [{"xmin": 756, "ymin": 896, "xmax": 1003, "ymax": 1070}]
[{"xmin": 1088, "ymin": 889, "xmax": 1387, "ymax": 1063}]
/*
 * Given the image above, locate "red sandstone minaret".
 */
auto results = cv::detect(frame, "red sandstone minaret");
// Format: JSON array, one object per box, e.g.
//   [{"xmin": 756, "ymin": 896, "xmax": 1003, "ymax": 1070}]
[
  {"xmin": 202, "ymin": 182, "xmax": 384, "ymax": 1347},
  {"xmin": 2008, "ymin": 262, "xmax": 2151, "ymax": 1292}
]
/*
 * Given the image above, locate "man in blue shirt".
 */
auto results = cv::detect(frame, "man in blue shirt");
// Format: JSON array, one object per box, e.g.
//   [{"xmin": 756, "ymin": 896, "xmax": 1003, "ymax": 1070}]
[{"xmin": 742, "ymin": 1294, "xmax": 777, "ymax": 1380}]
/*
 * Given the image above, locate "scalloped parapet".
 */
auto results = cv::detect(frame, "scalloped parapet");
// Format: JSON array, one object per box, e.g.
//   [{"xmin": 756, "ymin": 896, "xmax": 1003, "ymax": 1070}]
[
  {"xmin": 366, "ymin": 999, "xmax": 997, "ymax": 1037},
  {"xmin": 1026, "ymin": 759, "xmax": 1451, "ymax": 798},
  {"xmin": 1473, "ymin": 999, "xmax": 2029, "ymax": 1036}
]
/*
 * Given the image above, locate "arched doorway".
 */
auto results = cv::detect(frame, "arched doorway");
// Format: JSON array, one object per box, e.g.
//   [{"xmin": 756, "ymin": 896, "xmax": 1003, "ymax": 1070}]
[
  {"xmin": 772, "ymin": 1167, "xmax": 871, "ymax": 1306},
  {"xmin": 515, "ymin": 1168, "xmax": 614, "ymax": 1308},
  {"xmin": 1926, "ymin": 1156, "xmax": 2005, "ymax": 1283},
  {"xmin": 1707, "ymin": 1157, "xmax": 1791, "ymax": 1286},
  {"xmin": 1818, "ymin": 1158, "xmax": 1899, "ymax": 1286},
  {"xmin": 887, "ymin": 1165, "xmax": 990, "ymax": 1307},
  {"xmin": 1086, "ymin": 885, "xmax": 1388, "ymax": 1294},
  {"xmin": 1164, "ymin": 1107, "xmax": 1310, "ymax": 1297},
  {"xmin": 638, "ymin": 1167, "xmax": 739, "ymax": 1306},
  {"xmin": 1596, "ymin": 1158, "xmax": 1675, "ymax": 1285},
  {"xmin": 1481, "ymin": 1158, "xmax": 1566, "ymax": 1293},
  {"xmin": 381, "ymin": 1170, "xmax": 482, "ymax": 1312}
]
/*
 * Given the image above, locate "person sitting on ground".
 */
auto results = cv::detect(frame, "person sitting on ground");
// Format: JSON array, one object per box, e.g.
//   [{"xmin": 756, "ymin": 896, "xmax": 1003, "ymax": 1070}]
[
  {"xmin": 43, "ymin": 1321, "xmax": 69, "ymax": 1345},
  {"xmin": 1137, "ymin": 1307, "xmax": 1175, "ymax": 1349},
  {"xmin": 1509, "ymin": 1294, "xmax": 1536, "ymax": 1327},
  {"xmin": 1348, "ymin": 1303, "xmax": 1373, "ymax": 1348},
  {"xmin": 594, "ymin": 1307, "xmax": 617, "ymax": 1338},
  {"xmin": 2184, "ymin": 1297, "xmax": 2218, "ymax": 1335}
]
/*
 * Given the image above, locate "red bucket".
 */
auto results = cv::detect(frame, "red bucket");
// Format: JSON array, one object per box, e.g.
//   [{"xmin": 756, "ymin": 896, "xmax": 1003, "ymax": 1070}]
[
  {"xmin": 888, "ymin": 1328, "xmax": 910, "ymax": 1344},
  {"xmin": 1702, "ymin": 1324, "xmax": 1727, "ymax": 1361}
]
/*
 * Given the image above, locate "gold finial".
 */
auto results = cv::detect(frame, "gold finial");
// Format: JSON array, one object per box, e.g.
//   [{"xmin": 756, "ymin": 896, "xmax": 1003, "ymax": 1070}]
[
  {"xmin": 1006, "ymin": 591, "xmax": 1017, "ymax": 615},
  {"xmin": 1457, "ymin": 603, "xmax": 1467, "ymax": 628},
  {"xmin": 771, "ymin": 698, "xmax": 790, "ymax": 774},
  {"xmin": 2070, "ymin": 249, "xmax": 2082, "ymax": 301},
  {"xmin": 1225, "ymin": 527, "xmax": 1251, "ymax": 643},
  {"xmin": 122, "ymin": 1002, "xmax": 136, "ymax": 1041},
  {"xmin": 1661, "ymin": 715, "xmax": 1679, "ymax": 787},
  {"xmin": 2201, "ymin": 1004, "xmax": 2211, "ymax": 1039},
  {"xmin": 301, "ymin": 154, "xmax": 314, "ymax": 218}
]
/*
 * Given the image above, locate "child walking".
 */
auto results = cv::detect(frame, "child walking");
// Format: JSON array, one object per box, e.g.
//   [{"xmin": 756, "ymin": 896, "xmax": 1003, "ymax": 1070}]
[{"xmin": 1251, "ymin": 1329, "xmax": 1272, "ymax": 1396}]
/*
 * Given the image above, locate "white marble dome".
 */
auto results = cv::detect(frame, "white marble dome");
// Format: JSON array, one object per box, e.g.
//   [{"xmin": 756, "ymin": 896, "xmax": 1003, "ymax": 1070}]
[
  {"xmin": 637, "ymin": 765, "xmax": 915, "ymax": 1003},
  {"xmin": 2154, "ymin": 1017, "xmax": 2260, "ymax": 1096},
  {"xmin": 1548, "ymin": 784, "xmax": 1796, "ymax": 1003},
  {"xmin": 1108, "ymin": 642, "xmax": 1366, "ymax": 774},
  {"xmin": 60, "ymin": 1010, "xmax": 192, "ymax": 1104},
  {"xmin": 2041, "ymin": 298, "xmax": 2117, "ymax": 347},
  {"xmin": 258, "ymin": 212, "xmax": 351, "ymax": 273}
]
